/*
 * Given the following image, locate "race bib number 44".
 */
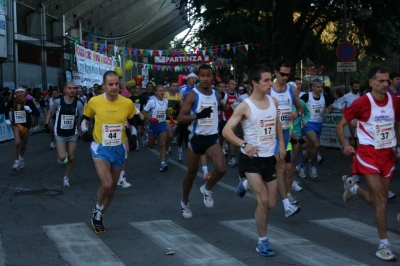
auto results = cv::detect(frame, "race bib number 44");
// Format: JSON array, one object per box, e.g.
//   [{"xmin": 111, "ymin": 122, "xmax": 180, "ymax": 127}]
[
  {"xmin": 14, "ymin": 111, "xmax": 26, "ymax": 123},
  {"xmin": 373, "ymin": 122, "xmax": 395, "ymax": 149},
  {"xmin": 257, "ymin": 117, "xmax": 276, "ymax": 143},
  {"xmin": 60, "ymin": 115, "xmax": 75, "ymax": 130},
  {"xmin": 102, "ymin": 124, "xmax": 122, "ymax": 146}
]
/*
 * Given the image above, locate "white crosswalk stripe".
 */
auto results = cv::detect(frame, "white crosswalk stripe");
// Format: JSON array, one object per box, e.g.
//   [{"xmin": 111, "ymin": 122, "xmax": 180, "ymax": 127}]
[
  {"xmin": 311, "ymin": 218, "xmax": 400, "ymax": 252},
  {"xmin": 221, "ymin": 219, "xmax": 367, "ymax": 266},
  {"xmin": 43, "ymin": 223, "xmax": 125, "ymax": 266},
  {"xmin": 130, "ymin": 220, "xmax": 247, "ymax": 265}
]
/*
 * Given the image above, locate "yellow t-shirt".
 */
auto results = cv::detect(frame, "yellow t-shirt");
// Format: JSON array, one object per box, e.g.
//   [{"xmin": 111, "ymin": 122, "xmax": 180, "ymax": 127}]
[
  {"xmin": 84, "ymin": 94, "xmax": 136, "ymax": 145},
  {"xmin": 164, "ymin": 92, "xmax": 182, "ymax": 122}
]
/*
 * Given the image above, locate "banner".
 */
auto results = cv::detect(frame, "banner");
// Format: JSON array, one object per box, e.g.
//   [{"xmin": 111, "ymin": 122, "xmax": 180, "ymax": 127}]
[
  {"xmin": 0, "ymin": 114, "xmax": 14, "ymax": 141},
  {"xmin": 320, "ymin": 111, "xmax": 351, "ymax": 148},
  {"xmin": 155, "ymin": 55, "xmax": 212, "ymax": 65}
]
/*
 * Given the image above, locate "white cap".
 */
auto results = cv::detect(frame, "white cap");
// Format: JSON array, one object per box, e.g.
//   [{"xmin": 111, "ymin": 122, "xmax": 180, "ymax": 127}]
[
  {"xmin": 238, "ymin": 86, "xmax": 244, "ymax": 90},
  {"xmin": 187, "ymin": 73, "xmax": 197, "ymax": 78}
]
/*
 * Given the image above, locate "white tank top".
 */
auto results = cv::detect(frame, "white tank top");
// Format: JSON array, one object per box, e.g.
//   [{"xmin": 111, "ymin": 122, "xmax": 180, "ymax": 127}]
[
  {"xmin": 307, "ymin": 92, "xmax": 325, "ymax": 123},
  {"xmin": 240, "ymin": 96, "xmax": 277, "ymax": 157},
  {"xmin": 357, "ymin": 92, "xmax": 396, "ymax": 148},
  {"xmin": 270, "ymin": 84, "xmax": 293, "ymax": 129},
  {"xmin": 188, "ymin": 88, "xmax": 219, "ymax": 135},
  {"xmin": 148, "ymin": 98, "xmax": 168, "ymax": 122}
]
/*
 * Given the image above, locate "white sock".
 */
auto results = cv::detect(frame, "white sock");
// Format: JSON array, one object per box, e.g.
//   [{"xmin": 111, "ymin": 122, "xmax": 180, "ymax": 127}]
[
  {"xmin": 14, "ymin": 160, "xmax": 19, "ymax": 163},
  {"xmin": 64, "ymin": 176, "xmax": 69, "ymax": 180},
  {"xmin": 258, "ymin": 236, "xmax": 267, "ymax": 242},
  {"xmin": 282, "ymin": 198, "xmax": 291, "ymax": 209},
  {"xmin": 95, "ymin": 204, "xmax": 103, "ymax": 210},
  {"xmin": 380, "ymin": 239, "xmax": 389, "ymax": 246},
  {"xmin": 242, "ymin": 179, "xmax": 248, "ymax": 190},
  {"xmin": 120, "ymin": 171, "xmax": 125, "ymax": 178},
  {"xmin": 19, "ymin": 155, "xmax": 23, "ymax": 160},
  {"xmin": 350, "ymin": 184, "xmax": 359, "ymax": 195},
  {"xmin": 202, "ymin": 166, "xmax": 208, "ymax": 174}
]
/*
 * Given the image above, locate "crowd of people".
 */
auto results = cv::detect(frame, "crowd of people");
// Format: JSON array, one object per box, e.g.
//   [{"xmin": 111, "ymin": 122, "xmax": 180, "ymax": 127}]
[{"xmin": 1, "ymin": 62, "xmax": 400, "ymax": 261}]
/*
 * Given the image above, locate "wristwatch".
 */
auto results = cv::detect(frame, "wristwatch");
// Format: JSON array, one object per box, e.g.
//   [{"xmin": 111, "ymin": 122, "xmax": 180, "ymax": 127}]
[
  {"xmin": 240, "ymin": 142, "xmax": 248, "ymax": 149},
  {"xmin": 298, "ymin": 111, "xmax": 302, "ymax": 117}
]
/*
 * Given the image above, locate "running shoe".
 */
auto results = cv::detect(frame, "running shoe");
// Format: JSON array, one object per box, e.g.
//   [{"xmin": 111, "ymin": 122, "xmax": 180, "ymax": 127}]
[
  {"xmin": 236, "ymin": 178, "xmax": 247, "ymax": 198},
  {"xmin": 49, "ymin": 141, "xmax": 56, "ymax": 149},
  {"xmin": 12, "ymin": 161, "xmax": 19, "ymax": 171},
  {"xmin": 287, "ymin": 193, "xmax": 298, "ymax": 205},
  {"xmin": 343, "ymin": 177, "xmax": 357, "ymax": 203},
  {"xmin": 352, "ymin": 174, "xmax": 360, "ymax": 183},
  {"xmin": 317, "ymin": 155, "xmax": 324, "ymax": 165},
  {"xmin": 63, "ymin": 177, "xmax": 70, "ymax": 188},
  {"xmin": 177, "ymin": 152, "xmax": 183, "ymax": 162},
  {"xmin": 291, "ymin": 181, "xmax": 303, "ymax": 191},
  {"xmin": 223, "ymin": 149, "xmax": 228, "ymax": 158},
  {"xmin": 309, "ymin": 166, "xmax": 318, "ymax": 178},
  {"xmin": 181, "ymin": 200, "xmax": 193, "ymax": 219},
  {"xmin": 387, "ymin": 190, "xmax": 396, "ymax": 199},
  {"xmin": 342, "ymin": 175, "xmax": 348, "ymax": 189},
  {"xmin": 375, "ymin": 244, "xmax": 396, "ymax": 261},
  {"xmin": 200, "ymin": 184, "xmax": 214, "ymax": 208},
  {"xmin": 117, "ymin": 176, "xmax": 131, "ymax": 188},
  {"xmin": 159, "ymin": 162, "xmax": 169, "ymax": 172},
  {"xmin": 256, "ymin": 239, "xmax": 275, "ymax": 257},
  {"xmin": 18, "ymin": 158, "xmax": 25, "ymax": 169},
  {"xmin": 285, "ymin": 205, "xmax": 301, "ymax": 218},
  {"xmin": 228, "ymin": 157, "xmax": 237, "ymax": 167},
  {"xmin": 296, "ymin": 164, "xmax": 306, "ymax": 178},
  {"xmin": 172, "ymin": 137, "xmax": 177, "ymax": 144},
  {"xmin": 168, "ymin": 147, "xmax": 172, "ymax": 154},
  {"xmin": 135, "ymin": 141, "xmax": 139, "ymax": 151},
  {"xmin": 143, "ymin": 138, "xmax": 148, "ymax": 149},
  {"xmin": 91, "ymin": 208, "xmax": 105, "ymax": 234}
]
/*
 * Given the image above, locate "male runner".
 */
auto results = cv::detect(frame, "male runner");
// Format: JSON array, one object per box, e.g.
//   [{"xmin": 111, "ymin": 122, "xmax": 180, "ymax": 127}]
[
  {"xmin": 164, "ymin": 81, "xmax": 182, "ymax": 154},
  {"xmin": 46, "ymin": 87, "xmax": 60, "ymax": 149},
  {"xmin": 44, "ymin": 82, "xmax": 83, "ymax": 187},
  {"xmin": 81, "ymin": 71, "xmax": 137, "ymax": 234},
  {"xmin": 178, "ymin": 64, "xmax": 226, "ymax": 218},
  {"xmin": 388, "ymin": 72, "xmax": 400, "ymax": 97},
  {"xmin": 129, "ymin": 84, "xmax": 147, "ymax": 151},
  {"xmin": 224, "ymin": 64, "xmax": 285, "ymax": 257}
]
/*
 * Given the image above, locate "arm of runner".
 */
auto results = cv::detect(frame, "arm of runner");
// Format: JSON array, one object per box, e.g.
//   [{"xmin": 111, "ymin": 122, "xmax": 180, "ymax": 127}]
[
  {"xmin": 301, "ymin": 99, "xmax": 310, "ymax": 125},
  {"xmin": 27, "ymin": 100, "xmax": 40, "ymax": 117},
  {"xmin": 288, "ymin": 87, "xmax": 304, "ymax": 121},
  {"xmin": 274, "ymin": 98, "xmax": 286, "ymax": 160},
  {"xmin": 177, "ymin": 90, "xmax": 198, "ymax": 124},
  {"xmin": 336, "ymin": 117, "xmax": 354, "ymax": 155}
]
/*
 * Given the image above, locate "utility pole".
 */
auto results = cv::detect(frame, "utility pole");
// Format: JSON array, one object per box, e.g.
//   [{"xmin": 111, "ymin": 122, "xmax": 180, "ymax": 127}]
[{"xmin": 343, "ymin": 0, "xmax": 349, "ymax": 93}]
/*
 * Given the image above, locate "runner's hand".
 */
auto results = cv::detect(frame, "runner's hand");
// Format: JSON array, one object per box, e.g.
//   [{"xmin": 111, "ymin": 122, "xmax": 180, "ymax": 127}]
[
  {"xmin": 82, "ymin": 131, "xmax": 93, "ymax": 142},
  {"xmin": 24, "ymin": 106, "xmax": 32, "ymax": 113},
  {"xmin": 169, "ymin": 117, "xmax": 175, "ymax": 125},
  {"xmin": 244, "ymin": 144, "xmax": 259, "ymax": 158},
  {"xmin": 342, "ymin": 142, "xmax": 355, "ymax": 156},
  {"xmin": 44, "ymin": 124, "xmax": 51, "ymax": 134},
  {"xmin": 196, "ymin": 107, "xmax": 212, "ymax": 119},
  {"xmin": 5, "ymin": 119, "xmax": 11, "ymax": 126},
  {"xmin": 149, "ymin": 118, "xmax": 159, "ymax": 123},
  {"xmin": 278, "ymin": 145, "xmax": 286, "ymax": 160}
]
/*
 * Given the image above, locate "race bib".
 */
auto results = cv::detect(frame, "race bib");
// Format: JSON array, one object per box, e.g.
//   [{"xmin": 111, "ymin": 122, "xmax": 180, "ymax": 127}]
[
  {"xmin": 257, "ymin": 117, "xmax": 276, "ymax": 143},
  {"xmin": 373, "ymin": 122, "xmax": 396, "ymax": 149},
  {"xmin": 60, "ymin": 115, "xmax": 75, "ymax": 130},
  {"xmin": 102, "ymin": 124, "xmax": 122, "ymax": 146},
  {"xmin": 156, "ymin": 110, "xmax": 166, "ymax": 122},
  {"xmin": 311, "ymin": 104, "xmax": 323, "ymax": 118},
  {"xmin": 14, "ymin": 111, "xmax": 26, "ymax": 123},
  {"xmin": 198, "ymin": 105, "xmax": 214, "ymax": 126},
  {"xmin": 278, "ymin": 106, "xmax": 292, "ymax": 129}
]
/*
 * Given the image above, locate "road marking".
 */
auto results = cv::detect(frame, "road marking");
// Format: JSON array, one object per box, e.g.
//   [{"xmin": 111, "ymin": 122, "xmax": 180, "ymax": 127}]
[
  {"xmin": 311, "ymin": 218, "xmax": 400, "ymax": 252},
  {"xmin": 221, "ymin": 219, "xmax": 367, "ymax": 266},
  {"xmin": 149, "ymin": 149, "xmax": 254, "ymax": 199},
  {"xmin": 0, "ymin": 230, "xmax": 6, "ymax": 266},
  {"xmin": 131, "ymin": 220, "xmax": 246, "ymax": 265},
  {"xmin": 43, "ymin": 223, "xmax": 124, "ymax": 266}
]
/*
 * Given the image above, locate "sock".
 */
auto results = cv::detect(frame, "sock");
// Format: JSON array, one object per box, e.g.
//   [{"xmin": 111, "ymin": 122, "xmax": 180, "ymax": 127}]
[
  {"xmin": 242, "ymin": 179, "xmax": 248, "ymax": 190},
  {"xmin": 282, "ymin": 198, "xmax": 291, "ymax": 209},
  {"xmin": 64, "ymin": 176, "xmax": 69, "ymax": 180},
  {"xmin": 299, "ymin": 162, "xmax": 305, "ymax": 168},
  {"xmin": 380, "ymin": 239, "xmax": 390, "ymax": 246},
  {"xmin": 350, "ymin": 184, "xmax": 359, "ymax": 195},
  {"xmin": 258, "ymin": 236, "xmax": 267, "ymax": 242},
  {"xmin": 95, "ymin": 204, "xmax": 103, "ymax": 210},
  {"xmin": 178, "ymin": 147, "xmax": 182, "ymax": 152},
  {"xmin": 202, "ymin": 166, "xmax": 208, "ymax": 175},
  {"xmin": 120, "ymin": 171, "xmax": 125, "ymax": 178},
  {"xmin": 19, "ymin": 155, "xmax": 23, "ymax": 160},
  {"xmin": 15, "ymin": 160, "xmax": 19, "ymax": 163}
]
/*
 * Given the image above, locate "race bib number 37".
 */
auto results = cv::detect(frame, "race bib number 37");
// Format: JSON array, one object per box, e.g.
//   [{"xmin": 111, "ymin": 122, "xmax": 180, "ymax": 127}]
[
  {"xmin": 257, "ymin": 117, "xmax": 276, "ymax": 143},
  {"xmin": 102, "ymin": 124, "xmax": 122, "ymax": 146},
  {"xmin": 373, "ymin": 122, "xmax": 395, "ymax": 149}
]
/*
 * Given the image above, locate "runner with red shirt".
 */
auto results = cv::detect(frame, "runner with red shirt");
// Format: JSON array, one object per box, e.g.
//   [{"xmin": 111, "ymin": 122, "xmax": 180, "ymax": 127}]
[{"xmin": 336, "ymin": 66, "xmax": 400, "ymax": 261}]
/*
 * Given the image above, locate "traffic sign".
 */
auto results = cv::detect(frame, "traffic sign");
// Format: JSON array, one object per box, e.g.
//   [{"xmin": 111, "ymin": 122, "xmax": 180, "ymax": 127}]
[
  {"xmin": 336, "ymin": 42, "xmax": 356, "ymax": 62},
  {"xmin": 337, "ymin": 62, "xmax": 356, "ymax": 72}
]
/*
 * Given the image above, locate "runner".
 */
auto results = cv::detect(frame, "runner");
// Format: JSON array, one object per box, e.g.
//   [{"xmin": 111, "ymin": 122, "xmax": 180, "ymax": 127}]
[
  {"xmin": 80, "ymin": 71, "xmax": 137, "ymax": 234},
  {"xmin": 129, "ymin": 84, "xmax": 147, "ymax": 151},
  {"xmin": 4, "ymin": 87, "xmax": 40, "ymax": 170},
  {"xmin": 46, "ymin": 87, "xmax": 60, "ymax": 149},
  {"xmin": 178, "ymin": 64, "xmax": 226, "ymax": 218},
  {"xmin": 224, "ymin": 64, "xmax": 285, "ymax": 257},
  {"xmin": 337, "ymin": 66, "xmax": 399, "ymax": 261},
  {"xmin": 164, "ymin": 81, "xmax": 182, "ymax": 155},
  {"xmin": 44, "ymin": 82, "xmax": 83, "ymax": 187},
  {"xmin": 141, "ymin": 85, "xmax": 174, "ymax": 172}
]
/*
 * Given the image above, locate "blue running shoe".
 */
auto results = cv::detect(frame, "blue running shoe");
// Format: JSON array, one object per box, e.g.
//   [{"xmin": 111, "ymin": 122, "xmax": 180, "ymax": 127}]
[
  {"xmin": 159, "ymin": 162, "xmax": 169, "ymax": 172},
  {"xmin": 236, "ymin": 178, "xmax": 247, "ymax": 198},
  {"xmin": 256, "ymin": 239, "xmax": 275, "ymax": 257},
  {"xmin": 143, "ymin": 138, "xmax": 148, "ymax": 149}
]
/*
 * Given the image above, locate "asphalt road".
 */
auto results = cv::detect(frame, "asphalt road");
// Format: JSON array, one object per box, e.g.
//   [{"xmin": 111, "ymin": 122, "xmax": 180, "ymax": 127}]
[{"xmin": 0, "ymin": 132, "xmax": 400, "ymax": 266}]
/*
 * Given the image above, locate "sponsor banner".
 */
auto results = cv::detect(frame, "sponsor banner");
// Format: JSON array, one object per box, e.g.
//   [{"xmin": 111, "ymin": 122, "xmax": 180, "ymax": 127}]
[
  {"xmin": 320, "ymin": 111, "xmax": 351, "ymax": 148},
  {"xmin": 0, "ymin": 114, "xmax": 14, "ymax": 141},
  {"xmin": 72, "ymin": 71, "xmax": 102, "ymax": 87},
  {"xmin": 154, "ymin": 55, "xmax": 212, "ymax": 65},
  {"xmin": 74, "ymin": 44, "xmax": 116, "ymax": 76},
  {"xmin": 0, "ymin": 15, "xmax": 5, "ymax": 36}
]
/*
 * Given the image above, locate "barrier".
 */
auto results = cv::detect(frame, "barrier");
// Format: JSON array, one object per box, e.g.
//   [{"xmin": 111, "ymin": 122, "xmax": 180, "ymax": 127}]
[
  {"xmin": 320, "ymin": 111, "xmax": 351, "ymax": 148},
  {"xmin": 0, "ymin": 111, "xmax": 45, "ymax": 142}
]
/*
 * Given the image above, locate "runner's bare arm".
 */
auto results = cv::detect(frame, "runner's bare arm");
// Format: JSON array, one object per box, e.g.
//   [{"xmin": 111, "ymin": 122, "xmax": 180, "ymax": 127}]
[
  {"xmin": 396, "ymin": 121, "xmax": 400, "ymax": 157},
  {"xmin": 177, "ymin": 91, "xmax": 197, "ymax": 124},
  {"xmin": 336, "ymin": 117, "xmax": 354, "ymax": 155},
  {"xmin": 222, "ymin": 102, "xmax": 247, "ymax": 147},
  {"xmin": 274, "ymin": 98, "xmax": 286, "ymax": 160}
]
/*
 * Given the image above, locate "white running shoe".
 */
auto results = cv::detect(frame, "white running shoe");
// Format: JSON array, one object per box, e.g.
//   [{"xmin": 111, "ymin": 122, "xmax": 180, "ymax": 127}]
[
  {"xmin": 291, "ymin": 181, "xmax": 303, "ymax": 191},
  {"xmin": 287, "ymin": 193, "xmax": 298, "ymax": 205},
  {"xmin": 63, "ymin": 177, "xmax": 70, "ymax": 188},
  {"xmin": 177, "ymin": 151, "xmax": 183, "ymax": 162},
  {"xmin": 181, "ymin": 200, "xmax": 193, "ymax": 219},
  {"xmin": 296, "ymin": 165, "xmax": 306, "ymax": 178},
  {"xmin": 342, "ymin": 175, "xmax": 348, "ymax": 189},
  {"xmin": 352, "ymin": 174, "xmax": 360, "ymax": 183},
  {"xmin": 228, "ymin": 157, "xmax": 237, "ymax": 166},
  {"xmin": 168, "ymin": 147, "xmax": 172, "ymax": 154},
  {"xmin": 200, "ymin": 184, "xmax": 214, "ymax": 208},
  {"xmin": 343, "ymin": 177, "xmax": 357, "ymax": 203},
  {"xmin": 285, "ymin": 205, "xmax": 301, "ymax": 218},
  {"xmin": 309, "ymin": 166, "xmax": 318, "ymax": 178},
  {"xmin": 117, "ymin": 176, "xmax": 131, "ymax": 188},
  {"xmin": 49, "ymin": 141, "xmax": 56, "ymax": 149},
  {"xmin": 12, "ymin": 161, "xmax": 19, "ymax": 171},
  {"xmin": 18, "ymin": 159, "xmax": 25, "ymax": 169},
  {"xmin": 172, "ymin": 137, "xmax": 177, "ymax": 144},
  {"xmin": 387, "ymin": 190, "xmax": 396, "ymax": 199},
  {"xmin": 375, "ymin": 244, "xmax": 396, "ymax": 261}
]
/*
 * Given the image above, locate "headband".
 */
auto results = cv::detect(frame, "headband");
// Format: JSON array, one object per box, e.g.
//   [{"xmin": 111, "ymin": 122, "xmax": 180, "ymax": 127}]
[{"xmin": 15, "ymin": 88, "xmax": 25, "ymax": 92}]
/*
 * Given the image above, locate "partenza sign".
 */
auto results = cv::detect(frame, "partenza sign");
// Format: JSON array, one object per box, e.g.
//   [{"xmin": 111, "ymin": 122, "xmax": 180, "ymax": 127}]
[{"xmin": 154, "ymin": 55, "xmax": 212, "ymax": 65}]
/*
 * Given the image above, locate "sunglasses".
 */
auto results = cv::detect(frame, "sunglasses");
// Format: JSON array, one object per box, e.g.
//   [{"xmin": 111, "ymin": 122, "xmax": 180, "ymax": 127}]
[{"xmin": 279, "ymin": 72, "xmax": 290, "ymax": 77}]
